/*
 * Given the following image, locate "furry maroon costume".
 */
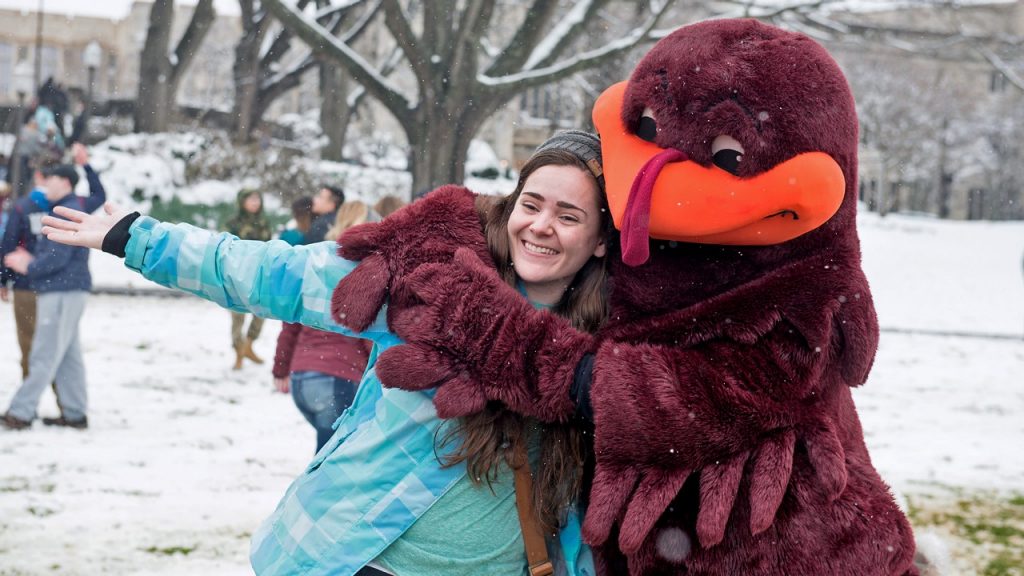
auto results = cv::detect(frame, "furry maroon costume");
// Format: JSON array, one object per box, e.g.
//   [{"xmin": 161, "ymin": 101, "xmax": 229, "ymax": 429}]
[{"xmin": 337, "ymin": 19, "xmax": 917, "ymax": 576}]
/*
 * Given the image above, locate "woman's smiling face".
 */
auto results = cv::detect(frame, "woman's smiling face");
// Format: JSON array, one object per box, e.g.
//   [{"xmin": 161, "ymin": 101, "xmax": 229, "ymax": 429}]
[{"xmin": 507, "ymin": 164, "xmax": 607, "ymax": 305}]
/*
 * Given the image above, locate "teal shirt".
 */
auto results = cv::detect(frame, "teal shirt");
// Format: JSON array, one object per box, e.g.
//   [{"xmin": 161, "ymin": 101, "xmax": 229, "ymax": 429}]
[{"xmin": 377, "ymin": 474, "xmax": 525, "ymax": 575}]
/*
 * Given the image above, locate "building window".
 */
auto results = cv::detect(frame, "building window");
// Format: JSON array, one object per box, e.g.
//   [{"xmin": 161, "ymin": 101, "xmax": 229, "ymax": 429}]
[
  {"xmin": 0, "ymin": 43, "xmax": 11, "ymax": 97},
  {"xmin": 990, "ymin": 71, "xmax": 1008, "ymax": 93}
]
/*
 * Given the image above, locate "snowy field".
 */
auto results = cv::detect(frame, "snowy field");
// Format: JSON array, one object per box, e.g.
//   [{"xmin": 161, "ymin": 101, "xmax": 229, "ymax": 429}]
[{"xmin": 1, "ymin": 209, "xmax": 1023, "ymax": 575}]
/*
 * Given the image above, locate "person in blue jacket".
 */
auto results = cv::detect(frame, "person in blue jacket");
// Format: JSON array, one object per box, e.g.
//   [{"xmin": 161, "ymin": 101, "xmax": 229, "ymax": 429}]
[
  {"xmin": 2, "ymin": 160, "xmax": 96, "ymax": 430},
  {"xmin": 1, "ymin": 144, "xmax": 106, "ymax": 425},
  {"xmin": 39, "ymin": 132, "xmax": 611, "ymax": 576}
]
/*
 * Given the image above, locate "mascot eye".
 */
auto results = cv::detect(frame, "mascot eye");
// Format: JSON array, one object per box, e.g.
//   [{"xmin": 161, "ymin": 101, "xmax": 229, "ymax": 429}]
[
  {"xmin": 636, "ymin": 107, "xmax": 658, "ymax": 142},
  {"xmin": 711, "ymin": 134, "xmax": 744, "ymax": 175}
]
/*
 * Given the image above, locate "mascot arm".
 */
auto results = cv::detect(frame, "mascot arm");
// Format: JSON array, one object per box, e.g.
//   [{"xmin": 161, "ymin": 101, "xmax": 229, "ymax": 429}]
[
  {"xmin": 376, "ymin": 248, "xmax": 590, "ymax": 422},
  {"xmin": 332, "ymin": 185, "xmax": 493, "ymax": 332}
]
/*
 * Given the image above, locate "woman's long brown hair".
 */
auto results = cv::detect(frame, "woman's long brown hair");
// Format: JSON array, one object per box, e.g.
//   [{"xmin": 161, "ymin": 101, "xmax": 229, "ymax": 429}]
[{"xmin": 437, "ymin": 148, "xmax": 614, "ymax": 533}]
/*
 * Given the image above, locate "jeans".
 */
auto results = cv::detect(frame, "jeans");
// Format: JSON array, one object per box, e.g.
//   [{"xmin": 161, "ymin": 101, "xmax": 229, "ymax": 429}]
[{"xmin": 290, "ymin": 371, "xmax": 357, "ymax": 452}]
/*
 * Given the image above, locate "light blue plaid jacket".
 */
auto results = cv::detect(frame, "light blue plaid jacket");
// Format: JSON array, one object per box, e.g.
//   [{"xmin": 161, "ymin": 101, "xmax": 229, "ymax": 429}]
[{"xmin": 124, "ymin": 216, "xmax": 593, "ymax": 576}]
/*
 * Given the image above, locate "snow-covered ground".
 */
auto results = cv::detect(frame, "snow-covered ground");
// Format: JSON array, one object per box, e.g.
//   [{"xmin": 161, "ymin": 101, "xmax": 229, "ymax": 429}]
[{"xmin": 1, "ymin": 208, "xmax": 1022, "ymax": 575}]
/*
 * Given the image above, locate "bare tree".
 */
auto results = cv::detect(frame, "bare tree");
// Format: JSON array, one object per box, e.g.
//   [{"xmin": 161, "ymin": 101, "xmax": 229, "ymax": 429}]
[
  {"xmin": 232, "ymin": 0, "xmax": 382, "ymax": 146},
  {"xmin": 264, "ymin": 0, "xmax": 672, "ymax": 195},
  {"xmin": 135, "ymin": 0, "xmax": 217, "ymax": 133}
]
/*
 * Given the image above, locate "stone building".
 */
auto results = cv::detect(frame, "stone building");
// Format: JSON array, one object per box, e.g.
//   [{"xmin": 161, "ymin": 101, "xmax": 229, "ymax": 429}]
[{"xmin": 0, "ymin": 2, "xmax": 238, "ymax": 108}]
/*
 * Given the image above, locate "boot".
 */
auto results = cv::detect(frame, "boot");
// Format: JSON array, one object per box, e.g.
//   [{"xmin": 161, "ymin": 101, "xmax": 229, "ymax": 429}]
[
  {"xmin": 243, "ymin": 339, "xmax": 264, "ymax": 364},
  {"xmin": 233, "ymin": 344, "xmax": 245, "ymax": 370}
]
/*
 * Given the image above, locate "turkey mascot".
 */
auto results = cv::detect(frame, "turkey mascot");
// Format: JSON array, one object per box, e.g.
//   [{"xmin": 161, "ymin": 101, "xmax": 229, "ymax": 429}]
[{"xmin": 333, "ymin": 18, "xmax": 917, "ymax": 576}]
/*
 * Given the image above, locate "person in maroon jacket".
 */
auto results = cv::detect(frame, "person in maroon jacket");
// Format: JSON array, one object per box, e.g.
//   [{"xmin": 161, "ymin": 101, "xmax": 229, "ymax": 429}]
[{"xmin": 272, "ymin": 201, "xmax": 376, "ymax": 452}]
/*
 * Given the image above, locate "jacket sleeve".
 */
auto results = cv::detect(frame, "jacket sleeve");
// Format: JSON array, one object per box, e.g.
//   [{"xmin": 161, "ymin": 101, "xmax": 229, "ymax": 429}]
[
  {"xmin": 80, "ymin": 165, "xmax": 107, "ymax": 214},
  {"xmin": 273, "ymin": 322, "xmax": 302, "ymax": 378},
  {"xmin": 0, "ymin": 205, "xmax": 26, "ymax": 284},
  {"xmin": 123, "ymin": 216, "xmax": 393, "ymax": 343}
]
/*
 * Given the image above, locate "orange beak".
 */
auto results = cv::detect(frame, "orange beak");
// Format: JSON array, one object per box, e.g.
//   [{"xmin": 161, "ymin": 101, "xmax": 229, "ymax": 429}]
[{"xmin": 593, "ymin": 82, "xmax": 846, "ymax": 265}]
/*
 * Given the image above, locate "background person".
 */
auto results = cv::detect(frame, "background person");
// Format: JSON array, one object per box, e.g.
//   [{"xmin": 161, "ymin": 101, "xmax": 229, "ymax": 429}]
[
  {"xmin": 224, "ymin": 188, "xmax": 272, "ymax": 370},
  {"xmin": 373, "ymin": 195, "xmax": 406, "ymax": 219},
  {"xmin": 278, "ymin": 196, "xmax": 313, "ymax": 247},
  {"xmin": 307, "ymin": 185, "xmax": 345, "ymax": 242},
  {"xmin": 1, "ymin": 144, "xmax": 106, "ymax": 383},
  {"xmin": 1, "ymin": 163, "xmax": 93, "ymax": 430},
  {"xmin": 272, "ymin": 200, "xmax": 377, "ymax": 452}
]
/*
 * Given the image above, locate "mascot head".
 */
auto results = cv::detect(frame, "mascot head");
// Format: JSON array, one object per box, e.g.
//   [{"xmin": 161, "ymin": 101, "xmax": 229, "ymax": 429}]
[{"xmin": 594, "ymin": 19, "xmax": 860, "ymax": 266}]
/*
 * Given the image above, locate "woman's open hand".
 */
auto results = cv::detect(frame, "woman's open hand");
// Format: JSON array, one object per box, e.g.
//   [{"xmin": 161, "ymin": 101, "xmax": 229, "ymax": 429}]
[{"xmin": 41, "ymin": 203, "xmax": 131, "ymax": 250}]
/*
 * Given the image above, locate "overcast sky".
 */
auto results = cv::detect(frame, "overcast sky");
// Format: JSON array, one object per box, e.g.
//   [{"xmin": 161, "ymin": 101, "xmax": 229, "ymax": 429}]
[{"xmin": 0, "ymin": 0, "xmax": 240, "ymax": 20}]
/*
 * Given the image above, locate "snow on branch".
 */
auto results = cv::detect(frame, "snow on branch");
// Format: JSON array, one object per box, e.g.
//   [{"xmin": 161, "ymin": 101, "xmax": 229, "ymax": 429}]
[
  {"xmin": 976, "ymin": 46, "xmax": 1024, "ymax": 93},
  {"xmin": 263, "ymin": 0, "xmax": 415, "ymax": 122},
  {"xmin": 478, "ymin": 0, "xmax": 670, "ymax": 92},
  {"xmin": 522, "ymin": 0, "xmax": 597, "ymax": 71}
]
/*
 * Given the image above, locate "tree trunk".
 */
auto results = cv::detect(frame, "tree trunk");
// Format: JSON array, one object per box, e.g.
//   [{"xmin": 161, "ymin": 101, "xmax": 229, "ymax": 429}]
[
  {"xmin": 320, "ymin": 62, "xmax": 350, "ymax": 162},
  {"xmin": 135, "ymin": 0, "xmax": 174, "ymax": 133},
  {"xmin": 936, "ymin": 118, "xmax": 952, "ymax": 219},
  {"xmin": 408, "ymin": 95, "xmax": 493, "ymax": 196},
  {"xmin": 232, "ymin": 30, "xmax": 262, "ymax": 142}
]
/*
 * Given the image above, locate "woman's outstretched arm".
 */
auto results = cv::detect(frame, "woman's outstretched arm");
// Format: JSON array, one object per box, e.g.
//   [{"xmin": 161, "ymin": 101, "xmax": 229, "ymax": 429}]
[{"xmin": 42, "ymin": 204, "xmax": 392, "ymax": 341}]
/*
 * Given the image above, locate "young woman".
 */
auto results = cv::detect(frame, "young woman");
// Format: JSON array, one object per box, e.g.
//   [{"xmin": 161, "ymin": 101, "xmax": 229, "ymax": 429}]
[{"xmin": 41, "ymin": 131, "xmax": 612, "ymax": 576}]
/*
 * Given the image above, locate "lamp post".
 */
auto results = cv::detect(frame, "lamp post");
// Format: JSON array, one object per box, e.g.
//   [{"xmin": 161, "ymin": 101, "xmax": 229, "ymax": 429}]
[
  {"xmin": 83, "ymin": 41, "xmax": 101, "ymax": 105},
  {"xmin": 78, "ymin": 40, "xmax": 103, "ymax": 143},
  {"xmin": 10, "ymin": 60, "xmax": 35, "ymax": 196}
]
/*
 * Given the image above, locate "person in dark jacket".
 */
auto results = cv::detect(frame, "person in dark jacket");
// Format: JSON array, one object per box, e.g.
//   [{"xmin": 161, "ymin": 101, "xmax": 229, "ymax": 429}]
[
  {"xmin": 1, "ymin": 144, "xmax": 105, "ymax": 383},
  {"xmin": 225, "ymin": 189, "xmax": 272, "ymax": 369},
  {"xmin": 278, "ymin": 196, "xmax": 313, "ymax": 247},
  {"xmin": 2, "ymin": 163, "xmax": 93, "ymax": 430},
  {"xmin": 307, "ymin": 185, "xmax": 344, "ymax": 243}
]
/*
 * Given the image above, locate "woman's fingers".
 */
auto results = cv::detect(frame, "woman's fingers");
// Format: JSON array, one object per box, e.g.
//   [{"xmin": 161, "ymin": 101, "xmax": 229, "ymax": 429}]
[
  {"xmin": 51, "ymin": 205, "xmax": 89, "ymax": 222},
  {"xmin": 40, "ymin": 227, "xmax": 83, "ymax": 247},
  {"xmin": 40, "ymin": 214, "xmax": 79, "ymax": 231},
  {"xmin": 103, "ymin": 202, "xmax": 123, "ymax": 215}
]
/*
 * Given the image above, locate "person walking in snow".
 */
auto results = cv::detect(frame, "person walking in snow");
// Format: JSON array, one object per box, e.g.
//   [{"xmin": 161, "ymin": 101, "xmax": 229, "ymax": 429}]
[
  {"xmin": 1, "ymin": 163, "xmax": 94, "ymax": 430},
  {"xmin": 1, "ymin": 144, "xmax": 106, "ymax": 393},
  {"xmin": 224, "ymin": 188, "xmax": 272, "ymax": 370}
]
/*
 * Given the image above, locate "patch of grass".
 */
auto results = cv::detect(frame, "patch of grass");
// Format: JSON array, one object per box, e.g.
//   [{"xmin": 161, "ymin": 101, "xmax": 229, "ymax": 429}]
[
  {"xmin": 983, "ymin": 552, "xmax": 1020, "ymax": 576},
  {"xmin": 0, "ymin": 478, "xmax": 28, "ymax": 493},
  {"xmin": 907, "ymin": 487, "xmax": 1024, "ymax": 575},
  {"xmin": 26, "ymin": 506, "xmax": 55, "ymax": 517},
  {"xmin": 143, "ymin": 545, "xmax": 197, "ymax": 556}
]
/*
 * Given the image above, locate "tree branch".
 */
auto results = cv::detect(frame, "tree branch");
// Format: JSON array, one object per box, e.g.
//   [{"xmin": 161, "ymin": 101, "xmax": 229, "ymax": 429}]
[
  {"xmin": 485, "ymin": 0, "xmax": 561, "ymax": 77},
  {"xmin": 422, "ymin": 0, "xmax": 456, "ymax": 64},
  {"xmin": 263, "ymin": 0, "xmax": 415, "ymax": 126},
  {"xmin": 523, "ymin": 0, "xmax": 611, "ymax": 70},
  {"xmin": 381, "ymin": 0, "xmax": 431, "ymax": 90},
  {"xmin": 976, "ymin": 46, "xmax": 1024, "ymax": 93},
  {"xmin": 477, "ymin": 0, "xmax": 671, "ymax": 95},
  {"xmin": 450, "ymin": 0, "xmax": 495, "ymax": 83},
  {"xmin": 170, "ymin": 0, "xmax": 216, "ymax": 87}
]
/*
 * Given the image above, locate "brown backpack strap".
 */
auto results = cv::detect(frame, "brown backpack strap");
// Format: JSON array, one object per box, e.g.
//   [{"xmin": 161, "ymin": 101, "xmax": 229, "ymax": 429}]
[{"xmin": 513, "ymin": 443, "xmax": 555, "ymax": 576}]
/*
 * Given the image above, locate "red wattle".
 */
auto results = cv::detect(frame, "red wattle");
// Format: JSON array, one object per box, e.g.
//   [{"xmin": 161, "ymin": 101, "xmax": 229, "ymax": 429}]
[{"xmin": 620, "ymin": 148, "xmax": 688, "ymax": 266}]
